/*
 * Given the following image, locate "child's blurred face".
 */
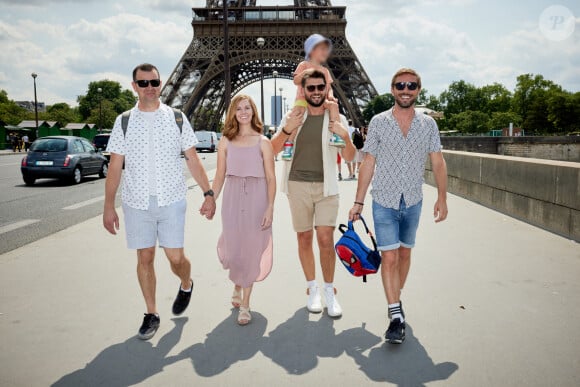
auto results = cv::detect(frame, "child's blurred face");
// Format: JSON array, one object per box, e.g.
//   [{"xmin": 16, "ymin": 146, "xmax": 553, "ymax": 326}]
[{"xmin": 309, "ymin": 42, "xmax": 330, "ymax": 63}]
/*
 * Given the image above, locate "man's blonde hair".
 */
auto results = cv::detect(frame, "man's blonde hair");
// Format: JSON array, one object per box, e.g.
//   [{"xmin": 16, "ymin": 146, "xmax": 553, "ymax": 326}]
[{"xmin": 391, "ymin": 68, "xmax": 422, "ymax": 88}]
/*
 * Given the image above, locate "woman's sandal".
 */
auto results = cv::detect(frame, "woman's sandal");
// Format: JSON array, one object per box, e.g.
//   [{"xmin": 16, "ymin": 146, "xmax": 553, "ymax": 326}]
[
  {"xmin": 231, "ymin": 289, "xmax": 242, "ymax": 308},
  {"xmin": 237, "ymin": 307, "xmax": 252, "ymax": 326}
]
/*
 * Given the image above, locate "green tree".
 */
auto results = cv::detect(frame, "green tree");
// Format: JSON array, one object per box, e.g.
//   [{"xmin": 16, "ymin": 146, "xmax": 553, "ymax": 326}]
[
  {"xmin": 546, "ymin": 91, "xmax": 580, "ymax": 134},
  {"xmin": 439, "ymin": 80, "xmax": 483, "ymax": 116},
  {"xmin": 512, "ymin": 74, "xmax": 561, "ymax": 131},
  {"xmin": 77, "ymin": 80, "xmax": 136, "ymax": 120},
  {"xmin": 488, "ymin": 111, "xmax": 522, "ymax": 131},
  {"xmin": 0, "ymin": 90, "xmax": 29, "ymax": 125},
  {"xmin": 447, "ymin": 110, "xmax": 489, "ymax": 134},
  {"xmin": 45, "ymin": 103, "xmax": 81, "ymax": 126},
  {"xmin": 87, "ymin": 100, "xmax": 118, "ymax": 130},
  {"xmin": 362, "ymin": 93, "xmax": 394, "ymax": 123},
  {"xmin": 480, "ymin": 83, "xmax": 512, "ymax": 114},
  {"xmin": 425, "ymin": 94, "xmax": 443, "ymax": 112}
]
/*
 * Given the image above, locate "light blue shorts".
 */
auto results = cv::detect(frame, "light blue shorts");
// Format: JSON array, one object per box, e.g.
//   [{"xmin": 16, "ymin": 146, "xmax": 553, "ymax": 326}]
[
  {"xmin": 122, "ymin": 196, "xmax": 187, "ymax": 250},
  {"xmin": 372, "ymin": 197, "xmax": 422, "ymax": 251}
]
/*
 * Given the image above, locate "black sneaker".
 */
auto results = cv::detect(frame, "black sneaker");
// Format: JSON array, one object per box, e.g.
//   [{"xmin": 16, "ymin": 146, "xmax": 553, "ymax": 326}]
[
  {"xmin": 388, "ymin": 300, "xmax": 405, "ymax": 319},
  {"xmin": 338, "ymin": 173, "xmax": 343, "ymax": 181},
  {"xmin": 385, "ymin": 318, "xmax": 406, "ymax": 344},
  {"xmin": 138, "ymin": 313, "xmax": 160, "ymax": 340},
  {"xmin": 172, "ymin": 279, "xmax": 193, "ymax": 316}
]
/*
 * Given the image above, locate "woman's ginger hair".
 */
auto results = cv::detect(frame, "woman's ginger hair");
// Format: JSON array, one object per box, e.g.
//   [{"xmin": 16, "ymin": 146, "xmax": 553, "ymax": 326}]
[{"xmin": 222, "ymin": 94, "xmax": 263, "ymax": 140}]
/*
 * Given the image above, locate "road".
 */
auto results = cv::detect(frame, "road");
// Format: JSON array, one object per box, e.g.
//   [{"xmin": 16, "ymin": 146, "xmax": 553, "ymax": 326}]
[{"xmin": 0, "ymin": 152, "xmax": 217, "ymax": 254}]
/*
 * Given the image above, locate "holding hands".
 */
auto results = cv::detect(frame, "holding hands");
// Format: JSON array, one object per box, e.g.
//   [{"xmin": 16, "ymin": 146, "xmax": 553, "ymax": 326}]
[{"xmin": 200, "ymin": 196, "xmax": 216, "ymax": 220}]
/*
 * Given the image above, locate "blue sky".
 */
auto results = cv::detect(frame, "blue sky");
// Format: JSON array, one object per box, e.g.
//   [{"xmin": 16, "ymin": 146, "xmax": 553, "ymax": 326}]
[{"xmin": 0, "ymin": 0, "xmax": 578, "ymax": 123}]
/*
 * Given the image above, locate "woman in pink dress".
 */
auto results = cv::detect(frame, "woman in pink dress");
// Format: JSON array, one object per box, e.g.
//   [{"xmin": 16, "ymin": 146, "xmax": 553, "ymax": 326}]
[{"xmin": 212, "ymin": 95, "xmax": 276, "ymax": 325}]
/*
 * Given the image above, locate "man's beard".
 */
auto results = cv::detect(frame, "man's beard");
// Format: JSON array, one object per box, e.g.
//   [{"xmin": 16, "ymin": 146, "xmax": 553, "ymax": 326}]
[
  {"xmin": 306, "ymin": 94, "xmax": 325, "ymax": 108},
  {"xmin": 395, "ymin": 95, "xmax": 416, "ymax": 109}
]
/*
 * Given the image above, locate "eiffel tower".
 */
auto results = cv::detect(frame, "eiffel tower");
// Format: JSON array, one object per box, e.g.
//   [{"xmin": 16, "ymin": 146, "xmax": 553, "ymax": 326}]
[{"xmin": 162, "ymin": 0, "xmax": 378, "ymax": 130}]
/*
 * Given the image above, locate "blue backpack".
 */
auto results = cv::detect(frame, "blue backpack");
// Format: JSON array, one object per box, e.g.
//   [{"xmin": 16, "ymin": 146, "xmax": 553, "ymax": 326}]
[{"xmin": 335, "ymin": 215, "xmax": 381, "ymax": 283}]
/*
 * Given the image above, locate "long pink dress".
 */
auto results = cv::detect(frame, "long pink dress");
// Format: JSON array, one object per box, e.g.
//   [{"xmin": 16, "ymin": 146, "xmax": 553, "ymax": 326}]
[{"xmin": 217, "ymin": 139, "xmax": 273, "ymax": 288}]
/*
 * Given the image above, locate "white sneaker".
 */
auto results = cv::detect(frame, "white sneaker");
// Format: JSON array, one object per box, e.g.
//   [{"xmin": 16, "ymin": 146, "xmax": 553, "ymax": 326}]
[
  {"xmin": 324, "ymin": 287, "xmax": 343, "ymax": 317},
  {"xmin": 307, "ymin": 286, "xmax": 323, "ymax": 313}
]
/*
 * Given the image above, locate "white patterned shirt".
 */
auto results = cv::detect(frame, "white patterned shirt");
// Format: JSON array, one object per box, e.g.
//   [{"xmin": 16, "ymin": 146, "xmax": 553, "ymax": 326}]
[
  {"xmin": 107, "ymin": 102, "xmax": 198, "ymax": 210},
  {"xmin": 363, "ymin": 108, "xmax": 442, "ymax": 209}
]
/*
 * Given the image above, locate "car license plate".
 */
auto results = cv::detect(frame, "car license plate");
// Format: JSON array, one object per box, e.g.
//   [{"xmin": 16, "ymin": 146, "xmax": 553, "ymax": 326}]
[{"xmin": 36, "ymin": 161, "xmax": 54, "ymax": 166}]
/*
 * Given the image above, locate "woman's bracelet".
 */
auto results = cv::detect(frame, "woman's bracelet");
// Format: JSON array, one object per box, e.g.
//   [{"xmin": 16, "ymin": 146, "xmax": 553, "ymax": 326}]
[
  {"xmin": 354, "ymin": 201, "xmax": 364, "ymax": 206},
  {"xmin": 282, "ymin": 128, "xmax": 292, "ymax": 136}
]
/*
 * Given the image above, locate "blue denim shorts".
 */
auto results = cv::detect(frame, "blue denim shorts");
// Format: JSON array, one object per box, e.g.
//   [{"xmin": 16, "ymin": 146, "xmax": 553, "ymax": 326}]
[
  {"xmin": 123, "ymin": 196, "xmax": 186, "ymax": 250},
  {"xmin": 372, "ymin": 197, "xmax": 422, "ymax": 251}
]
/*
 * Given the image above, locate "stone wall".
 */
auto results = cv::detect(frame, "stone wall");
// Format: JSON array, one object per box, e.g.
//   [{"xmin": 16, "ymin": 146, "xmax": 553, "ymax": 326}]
[
  {"xmin": 425, "ymin": 150, "xmax": 580, "ymax": 241},
  {"xmin": 440, "ymin": 136, "xmax": 580, "ymax": 162}
]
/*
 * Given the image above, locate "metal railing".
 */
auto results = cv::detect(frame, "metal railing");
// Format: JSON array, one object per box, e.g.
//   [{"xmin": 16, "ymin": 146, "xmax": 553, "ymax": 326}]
[{"xmin": 192, "ymin": 6, "xmax": 346, "ymax": 23}]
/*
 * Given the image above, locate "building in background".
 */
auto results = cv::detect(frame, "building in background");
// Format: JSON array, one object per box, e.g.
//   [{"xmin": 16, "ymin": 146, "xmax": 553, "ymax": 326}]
[
  {"xmin": 270, "ymin": 95, "xmax": 282, "ymax": 128},
  {"xmin": 16, "ymin": 101, "xmax": 46, "ymax": 113}
]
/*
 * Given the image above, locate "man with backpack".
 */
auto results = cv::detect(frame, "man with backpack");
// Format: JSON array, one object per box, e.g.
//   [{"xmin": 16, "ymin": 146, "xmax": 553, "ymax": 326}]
[
  {"xmin": 103, "ymin": 63, "xmax": 216, "ymax": 340},
  {"xmin": 349, "ymin": 68, "xmax": 448, "ymax": 344},
  {"xmin": 352, "ymin": 126, "xmax": 365, "ymax": 172}
]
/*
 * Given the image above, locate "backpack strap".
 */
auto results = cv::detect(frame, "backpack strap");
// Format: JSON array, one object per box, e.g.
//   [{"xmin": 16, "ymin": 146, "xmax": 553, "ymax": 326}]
[
  {"xmin": 358, "ymin": 215, "xmax": 378, "ymax": 251},
  {"xmin": 172, "ymin": 108, "xmax": 184, "ymax": 134},
  {"xmin": 121, "ymin": 110, "xmax": 132, "ymax": 138},
  {"xmin": 121, "ymin": 108, "xmax": 184, "ymax": 138}
]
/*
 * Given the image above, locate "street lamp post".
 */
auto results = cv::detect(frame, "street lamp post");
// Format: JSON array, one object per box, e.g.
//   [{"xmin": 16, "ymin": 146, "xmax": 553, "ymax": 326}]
[
  {"xmin": 279, "ymin": 87, "xmax": 284, "ymax": 116},
  {"xmin": 256, "ymin": 37, "xmax": 265, "ymax": 128},
  {"xmin": 31, "ymin": 73, "xmax": 39, "ymax": 139},
  {"xmin": 273, "ymin": 70, "xmax": 278, "ymax": 128},
  {"xmin": 97, "ymin": 87, "xmax": 103, "ymax": 133}
]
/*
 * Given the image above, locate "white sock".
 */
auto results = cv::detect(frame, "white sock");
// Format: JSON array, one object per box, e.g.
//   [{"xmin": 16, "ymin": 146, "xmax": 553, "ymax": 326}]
[
  {"xmin": 307, "ymin": 280, "xmax": 317, "ymax": 289},
  {"xmin": 388, "ymin": 302, "xmax": 404, "ymax": 322},
  {"xmin": 324, "ymin": 282, "xmax": 334, "ymax": 290}
]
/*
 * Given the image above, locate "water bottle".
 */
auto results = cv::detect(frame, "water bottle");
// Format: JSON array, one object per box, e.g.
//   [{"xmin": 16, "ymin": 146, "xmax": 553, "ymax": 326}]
[
  {"xmin": 329, "ymin": 133, "xmax": 346, "ymax": 148},
  {"xmin": 282, "ymin": 141, "xmax": 294, "ymax": 161}
]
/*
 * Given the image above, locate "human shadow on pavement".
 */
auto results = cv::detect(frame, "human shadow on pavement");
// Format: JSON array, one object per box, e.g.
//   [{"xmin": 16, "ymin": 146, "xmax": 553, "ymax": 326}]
[
  {"xmin": 173, "ymin": 309, "xmax": 267, "ymax": 377},
  {"xmin": 260, "ymin": 308, "xmax": 381, "ymax": 375},
  {"xmin": 345, "ymin": 324, "xmax": 458, "ymax": 386},
  {"xmin": 51, "ymin": 317, "xmax": 188, "ymax": 387}
]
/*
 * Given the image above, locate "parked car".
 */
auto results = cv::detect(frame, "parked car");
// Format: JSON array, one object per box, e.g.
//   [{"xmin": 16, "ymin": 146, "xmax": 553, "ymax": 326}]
[
  {"xmin": 21, "ymin": 136, "xmax": 108, "ymax": 186},
  {"xmin": 195, "ymin": 131, "xmax": 218, "ymax": 152},
  {"xmin": 93, "ymin": 133, "xmax": 111, "ymax": 160}
]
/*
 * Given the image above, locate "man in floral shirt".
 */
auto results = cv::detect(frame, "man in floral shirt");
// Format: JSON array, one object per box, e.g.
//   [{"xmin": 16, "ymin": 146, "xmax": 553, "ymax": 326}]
[{"xmin": 103, "ymin": 63, "xmax": 215, "ymax": 340}]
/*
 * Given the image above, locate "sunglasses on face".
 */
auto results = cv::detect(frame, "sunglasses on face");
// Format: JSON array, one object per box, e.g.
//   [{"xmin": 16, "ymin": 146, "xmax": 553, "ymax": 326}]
[
  {"xmin": 135, "ymin": 79, "xmax": 161, "ymax": 88},
  {"xmin": 305, "ymin": 84, "xmax": 327, "ymax": 92},
  {"xmin": 393, "ymin": 81, "xmax": 419, "ymax": 91}
]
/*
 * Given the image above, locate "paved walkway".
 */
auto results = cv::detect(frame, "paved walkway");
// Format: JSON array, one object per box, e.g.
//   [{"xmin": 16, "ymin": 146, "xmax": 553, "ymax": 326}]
[
  {"xmin": 0, "ymin": 149, "xmax": 26, "ymax": 156},
  {"xmin": 1, "ymin": 163, "xmax": 579, "ymax": 387}
]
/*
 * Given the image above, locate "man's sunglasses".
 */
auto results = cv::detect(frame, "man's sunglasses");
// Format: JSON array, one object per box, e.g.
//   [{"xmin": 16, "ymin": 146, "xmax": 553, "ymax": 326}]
[
  {"xmin": 393, "ymin": 81, "xmax": 419, "ymax": 91},
  {"xmin": 135, "ymin": 79, "xmax": 161, "ymax": 88},
  {"xmin": 305, "ymin": 84, "xmax": 327, "ymax": 92}
]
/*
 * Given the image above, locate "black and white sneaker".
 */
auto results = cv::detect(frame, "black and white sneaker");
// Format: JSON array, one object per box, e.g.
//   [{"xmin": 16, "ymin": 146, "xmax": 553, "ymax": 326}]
[
  {"xmin": 172, "ymin": 279, "xmax": 193, "ymax": 316},
  {"xmin": 385, "ymin": 318, "xmax": 406, "ymax": 344},
  {"xmin": 138, "ymin": 313, "xmax": 160, "ymax": 340}
]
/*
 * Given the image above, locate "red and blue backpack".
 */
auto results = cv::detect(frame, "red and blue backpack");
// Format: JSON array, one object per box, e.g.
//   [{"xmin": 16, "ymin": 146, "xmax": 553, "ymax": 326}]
[{"xmin": 335, "ymin": 215, "xmax": 381, "ymax": 282}]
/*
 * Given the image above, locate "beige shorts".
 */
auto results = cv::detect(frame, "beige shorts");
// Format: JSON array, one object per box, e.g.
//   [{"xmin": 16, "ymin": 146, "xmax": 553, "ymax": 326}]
[{"xmin": 287, "ymin": 180, "xmax": 339, "ymax": 232}]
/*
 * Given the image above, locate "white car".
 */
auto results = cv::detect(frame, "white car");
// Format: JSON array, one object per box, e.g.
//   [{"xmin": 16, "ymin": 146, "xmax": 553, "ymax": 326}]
[{"xmin": 195, "ymin": 131, "xmax": 218, "ymax": 153}]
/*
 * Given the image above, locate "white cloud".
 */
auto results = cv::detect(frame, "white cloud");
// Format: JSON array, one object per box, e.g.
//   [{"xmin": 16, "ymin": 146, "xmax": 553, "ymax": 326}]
[{"xmin": 0, "ymin": 11, "xmax": 189, "ymax": 104}]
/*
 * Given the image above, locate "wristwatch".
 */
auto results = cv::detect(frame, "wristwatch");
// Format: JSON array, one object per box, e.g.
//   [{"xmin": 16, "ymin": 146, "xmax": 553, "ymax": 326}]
[{"xmin": 203, "ymin": 189, "xmax": 214, "ymax": 198}]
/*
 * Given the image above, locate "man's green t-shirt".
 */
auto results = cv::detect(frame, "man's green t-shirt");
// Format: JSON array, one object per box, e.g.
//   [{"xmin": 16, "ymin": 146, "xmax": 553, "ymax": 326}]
[{"xmin": 289, "ymin": 114, "xmax": 324, "ymax": 182}]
